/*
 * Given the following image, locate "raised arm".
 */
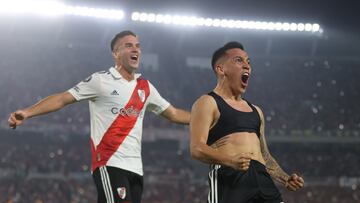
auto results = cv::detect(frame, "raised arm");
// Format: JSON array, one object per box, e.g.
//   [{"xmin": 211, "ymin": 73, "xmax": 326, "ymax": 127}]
[
  {"xmin": 8, "ymin": 91, "xmax": 76, "ymax": 129},
  {"xmin": 255, "ymin": 106, "xmax": 304, "ymax": 191}
]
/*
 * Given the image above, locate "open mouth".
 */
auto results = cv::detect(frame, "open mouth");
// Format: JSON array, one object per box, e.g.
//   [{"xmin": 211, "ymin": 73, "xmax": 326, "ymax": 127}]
[
  {"xmin": 130, "ymin": 55, "xmax": 138, "ymax": 62},
  {"xmin": 241, "ymin": 73, "xmax": 250, "ymax": 85}
]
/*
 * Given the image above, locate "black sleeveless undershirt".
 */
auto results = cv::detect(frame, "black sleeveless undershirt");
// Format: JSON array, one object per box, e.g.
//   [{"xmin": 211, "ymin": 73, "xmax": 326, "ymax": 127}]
[{"xmin": 207, "ymin": 91, "xmax": 261, "ymax": 146}]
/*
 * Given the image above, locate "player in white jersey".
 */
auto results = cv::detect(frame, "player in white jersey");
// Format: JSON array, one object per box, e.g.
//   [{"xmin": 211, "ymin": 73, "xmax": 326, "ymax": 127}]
[{"xmin": 8, "ymin": 30, "xmax": 190, "ymax": 203}]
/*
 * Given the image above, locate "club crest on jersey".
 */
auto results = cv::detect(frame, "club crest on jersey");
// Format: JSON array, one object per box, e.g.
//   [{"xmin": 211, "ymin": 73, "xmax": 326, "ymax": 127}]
[
  {"xmin": 137, "ymin": 89, "xmax": 145, "ymax": 102},
  {"xmin": 117, "ymin": 187, "xmax": 126, "ymax": 199}
]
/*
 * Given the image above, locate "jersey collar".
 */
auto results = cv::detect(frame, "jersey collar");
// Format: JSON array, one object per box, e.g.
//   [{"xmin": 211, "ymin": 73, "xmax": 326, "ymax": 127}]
[{"xmin": 109, "ymin": 67, "xmax": 141, "ymax": 80}]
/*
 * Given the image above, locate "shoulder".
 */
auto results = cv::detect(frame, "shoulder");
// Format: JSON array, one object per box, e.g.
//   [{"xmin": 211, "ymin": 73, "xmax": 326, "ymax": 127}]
[
  {"xmin": 192, "ymin": 94, "xmax": 217, "ymax": 111},
  {"xmin": 88, "ymin": 70, "xmax": 110, "ymax": 80}
]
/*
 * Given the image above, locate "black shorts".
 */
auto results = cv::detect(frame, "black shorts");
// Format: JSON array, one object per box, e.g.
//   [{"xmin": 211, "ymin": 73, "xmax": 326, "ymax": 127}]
[
  {"xmin": 92, "ymin": 166, "xmax": 143, "ymax": 203},
  {"xmin": 208, "ymin": 160, "xmax": 283, "ymax": 203}
]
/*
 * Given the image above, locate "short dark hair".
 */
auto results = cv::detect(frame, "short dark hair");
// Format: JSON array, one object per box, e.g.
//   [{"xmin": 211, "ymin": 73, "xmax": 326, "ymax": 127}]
[
  {"xmin": 211, "ymin": 41, "xmax": 245, "ymax": 71},
  {"xmin": 110, "ymin": 30, "xmax": 137, "ymax": 52}
]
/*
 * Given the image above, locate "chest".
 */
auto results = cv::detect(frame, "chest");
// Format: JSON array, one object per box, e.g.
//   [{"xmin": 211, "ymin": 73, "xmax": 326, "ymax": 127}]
[{"xmin": 98, "ymin": 80, "xmax": 148, "ymax": 108}]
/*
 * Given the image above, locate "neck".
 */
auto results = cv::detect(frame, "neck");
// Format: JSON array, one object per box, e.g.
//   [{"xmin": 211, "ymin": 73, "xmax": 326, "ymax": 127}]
[
  {"xmin": 116, "ymin": 65, "xmax": 135, "ymax": 81},
  {"xmin": 214, "ymin": 83, "xmax": 243, "ymax": 101}
]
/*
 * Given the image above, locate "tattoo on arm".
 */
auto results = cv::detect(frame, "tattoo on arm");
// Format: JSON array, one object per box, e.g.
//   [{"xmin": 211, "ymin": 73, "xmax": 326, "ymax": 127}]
[
  {"xmin": 261, "ymin": 143, "xmax": 290, "ymax": 185},
  {"xmin": 258, "ymin": 108, "xmax": 290, "ymax": 186},
  {"xmin": 212, "ymin": 136, "xmax": 229, "ymax": 148}
]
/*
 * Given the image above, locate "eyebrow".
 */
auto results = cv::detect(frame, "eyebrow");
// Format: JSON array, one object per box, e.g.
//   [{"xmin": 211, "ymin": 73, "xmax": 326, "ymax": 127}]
[
  {"xmin": 234, "ymin": 56, "xmax": 250, "ymax": 61},
  {"xmin": 124, "ymin": 42, "xmax": 140, "ymax": 46}
]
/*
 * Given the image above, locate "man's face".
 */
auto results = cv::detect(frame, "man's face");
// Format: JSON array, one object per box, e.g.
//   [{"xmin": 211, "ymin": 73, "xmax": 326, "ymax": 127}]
[
  {"xmin": 221, "ymin": 48, "xmax": 251, "ymax": 94},
  {"xmin": 113, "ymin": 35, "xmax": 141, "ymax": 71}
]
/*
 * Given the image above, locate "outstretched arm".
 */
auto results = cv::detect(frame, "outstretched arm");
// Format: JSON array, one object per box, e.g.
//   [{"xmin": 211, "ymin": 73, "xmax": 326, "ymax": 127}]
[
  {"xmin": 8, "ymin": 91, "xmax": 76, "ymax": 129},
  {"xmin": 161, "ymin": 105, "xmax": 190, "ymax": 125},
  {"xmin": 255, "ymin": 106, "xmax": 304, "ymax": 191}
]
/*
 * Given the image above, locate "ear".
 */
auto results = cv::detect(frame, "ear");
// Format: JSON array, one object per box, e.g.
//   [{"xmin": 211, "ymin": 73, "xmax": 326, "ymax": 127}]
[
  {"xmin": 215, "ymin": 64, "xmax": 225, "ymax": 76},
  {"xmin": 111, "ymin": 51, "xmax": 118, "ymax": 59}
]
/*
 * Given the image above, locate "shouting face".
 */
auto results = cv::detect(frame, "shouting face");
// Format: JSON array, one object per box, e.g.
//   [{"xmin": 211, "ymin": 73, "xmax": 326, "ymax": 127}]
[{"xmin": 112, "ymin": 35, "xmax": 141, "ymax": 72}]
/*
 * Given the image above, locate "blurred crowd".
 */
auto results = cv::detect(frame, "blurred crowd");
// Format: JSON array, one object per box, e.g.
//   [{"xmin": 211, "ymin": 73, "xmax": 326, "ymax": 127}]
[{"xmin": 0, "ymin": 130, "xmax": 359, "ymax": 203}]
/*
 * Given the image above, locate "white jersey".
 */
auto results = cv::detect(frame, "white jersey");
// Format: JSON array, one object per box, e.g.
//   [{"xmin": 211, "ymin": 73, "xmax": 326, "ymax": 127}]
[{"xmin": 68, "ymin": 67, "xmax": 170, "ymax": 175}]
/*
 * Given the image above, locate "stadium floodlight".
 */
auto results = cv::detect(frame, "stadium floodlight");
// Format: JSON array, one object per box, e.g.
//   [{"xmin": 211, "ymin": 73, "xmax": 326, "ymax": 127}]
[
  {"xmin": 305, "ymin": 23, "xmax": 313, "ymax": 32},
  {"xmin": 0, "ymin": 0, "xmax": 66, "ymax": 16},
  {"xmin": 290, "ymin": 23, "xmax": 298, "ymax": 31},
  {"xmin": 131, "ymin": 11, "xmax": 322, "ymax": 33},
  {"xmin": 312, "ymin": 24, "xmax": 320, "ymax": 32},
  {"xmin": 64, "ymin": 6, "xmax": 124, "ymax": 20},
  {"xmin": 204, "ymin": 18, "xmax": 213, "ymax": 26},
  {"xmin": 297, "ymin": 23, "xmax": 305, "ymax": 31},
  {"xmin": 0, "ymin": 0, "xmax": 124, "ymax": 20}
]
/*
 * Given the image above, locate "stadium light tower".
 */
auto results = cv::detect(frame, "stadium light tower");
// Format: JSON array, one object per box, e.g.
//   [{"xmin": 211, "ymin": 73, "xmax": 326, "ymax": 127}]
[
  {"xmin": 0, "ymin": 0, "xmax": 124, "ymax": 20},
  {"xmin": 131, "ymin": 11, "xmax": 322, "ymax": 33}
]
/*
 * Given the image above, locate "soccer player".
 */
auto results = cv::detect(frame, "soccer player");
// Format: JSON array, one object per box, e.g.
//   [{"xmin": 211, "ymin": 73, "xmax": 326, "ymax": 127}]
[
  {"xmin": 190, "ymin": 41, "xmax": 304, "ymax": 203},
  {"xmin": 8, "ymin": 30, "xmax": 190, "ymax": 203}
]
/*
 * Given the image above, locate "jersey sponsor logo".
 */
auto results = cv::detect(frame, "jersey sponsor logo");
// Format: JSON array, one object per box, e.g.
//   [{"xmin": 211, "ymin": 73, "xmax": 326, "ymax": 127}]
[
  {"xmin": 137, "ymin": 89, "xmax": 145, "ymax": 103},
  {"xmin": 117, "ymin": 187, "xmax": 126, "ymax": 199},
  {"xmin": 111, "ymin": 90, "xmax": 119, "ymax": 96},
  {"xmin": 111, "ymin": 106, "xmax": 141, "ymax": 117}
]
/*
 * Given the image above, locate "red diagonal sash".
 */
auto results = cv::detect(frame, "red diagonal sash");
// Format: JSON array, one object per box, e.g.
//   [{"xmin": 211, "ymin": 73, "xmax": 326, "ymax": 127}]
[{"xmin": 91, "ymin": 78, "xmax": 150, "ymax": 172}]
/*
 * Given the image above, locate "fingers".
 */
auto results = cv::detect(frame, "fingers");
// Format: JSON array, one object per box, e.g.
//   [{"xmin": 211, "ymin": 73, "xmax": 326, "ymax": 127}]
[
  {"xmin": 8, "ymin": 113, "xmax": 17, "ymax": 129},
  {"xmin": 287, "ymin": 174, "xmax": 305, "ymax": 191},
  {"xmin": 297, "ymin": 176, "xmax": 305, "ymax": 184},
  {"xmin": 286, "ymin": 183, "xmax": 298, "ymax": 191},
  {"xmin": 241, "ymin": 152, "xmax": 253, "ymax": 159},
  {"xmin": 288, "ymin": 180, "xmax": 303, "ymax": 189},
  {"xmin": 8, "ymin": 111, "xmax": 26, "ymax": 129},
  {"xmin": 291, "ymin": 174, "xmax": 304, "ymax": 187},
  {"xmin": 237, "ymin": 156, "xmax": 251, "ymax": 171}
]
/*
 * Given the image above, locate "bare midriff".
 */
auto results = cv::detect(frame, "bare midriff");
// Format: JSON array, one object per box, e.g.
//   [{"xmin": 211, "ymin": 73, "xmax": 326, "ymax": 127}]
[{"xmin": 211, "ymin": 132, "xmax": 265, "ymax": 165}]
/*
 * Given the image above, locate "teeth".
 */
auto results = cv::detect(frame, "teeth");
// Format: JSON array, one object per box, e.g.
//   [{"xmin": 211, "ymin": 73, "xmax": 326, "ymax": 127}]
[{"xmin": 243, "ymin": 73, "xmax": 249, "ymax": 76}]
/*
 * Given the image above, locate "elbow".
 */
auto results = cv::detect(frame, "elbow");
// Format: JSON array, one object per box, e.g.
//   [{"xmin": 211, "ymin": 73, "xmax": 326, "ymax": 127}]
[{"xmin": 190, "ymin": 144, "xmax": 204, "ymax": 160}]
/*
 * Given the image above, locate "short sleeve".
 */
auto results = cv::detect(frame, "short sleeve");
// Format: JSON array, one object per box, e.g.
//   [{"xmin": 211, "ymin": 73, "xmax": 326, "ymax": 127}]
[
  {"xmin": 146, "ymin": 82, "xmax": 170, "ymax": 115},
  {"xmin": 68, "ymin": 73, "xmax": 100, "ymax": 101}
]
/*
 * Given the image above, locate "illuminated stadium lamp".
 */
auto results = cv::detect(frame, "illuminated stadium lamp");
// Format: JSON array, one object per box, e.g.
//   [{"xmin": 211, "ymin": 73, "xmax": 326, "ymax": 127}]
[
  {"xmin": 290, "ymin": 23, "xmax": 298, "ymax": 31},
  {"xmin": 139, "ymin": 12, "xmax": 147, "ymax": 21},
  {"xmin": 220, "ymin": 19, "xmax": 228, "ymax": 28},
  {"xmin": 297, "ymin": 23, "xmax": 305, "ymax": 31},
  {"xmin": 131, "ymin": 11, "xmax": 322, "ymax": 33},
  {"xmin": 204, "ymin": 18, "xmax": 213, "ymax": 26},
  {"xmin": 131, "ymin": 12, "xmax": 140, "ymax": 21},
  {"xmin": 0, "ymin": 0, "xmax": 124, "ymax": 20},
  {"xmin": 195, "ymin": 18, "xmax": 205, "ymax": 26},
  {"xmin": 282, "ymin": 23, "xmax": 290, "ymax": 31},
  {"xmin": 163, "ymin": 15, "xmax": 172, "ymax": 24},
  {"xmin": 312, "ymin": 24, "xmax": 320, "ymax": 32},
  {"xmin": 268, "ymin": 22, "xmax": 276, "ymax": 30},
  {"xmin": 65, "ymin": 6, "xmax": 124, "ymax": 20},
  {"xmin": 213, "ymin": 18, "xmax": 221, "ymax": 27},
  {"xmin": 155, "ymin": 14, "xmax": 164, "ymax": 23},
  {"xmin": 0, "ymin": 0, "xmax": 66, "ymax": 16},
  {"xmin": 147, "ymin": 13, "xmax": 156, "ymax": 22},
  {"xmin": 305, "ymin": 23, "xmax": 312, "ymax": 32},
  {"xmin": 275, "ymin": 22, "xmax": 282, "ymax": 31}
]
